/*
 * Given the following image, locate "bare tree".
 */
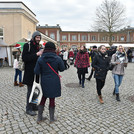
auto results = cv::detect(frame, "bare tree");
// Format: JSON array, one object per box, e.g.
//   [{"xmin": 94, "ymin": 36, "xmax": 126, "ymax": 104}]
[{"xmin": 94, "ymin": 0, "xmax": 126, "ymax": 45}]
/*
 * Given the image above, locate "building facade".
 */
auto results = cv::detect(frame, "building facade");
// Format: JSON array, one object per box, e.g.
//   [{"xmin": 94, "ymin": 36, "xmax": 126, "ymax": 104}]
[
  {"xmin": 37, "ymin": 25, "xmax": 134, "ymax": 49},
  {"xmin": 0, "ymin": 2, "xmax": 57, "ymax": 66}
]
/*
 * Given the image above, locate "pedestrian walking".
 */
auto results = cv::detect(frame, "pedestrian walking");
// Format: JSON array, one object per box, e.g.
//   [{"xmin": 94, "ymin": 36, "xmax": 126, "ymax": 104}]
[
  {"xmin": 22, "ymin": 31, "xmax": 43, "ymax": 116},
  {"xmin": 34, "ymin": 42, "xmax": 65, "ymax": 124},
  {"xmin": 111, "ymin": 45, "xmax": 128, "ymax": 101},
  {"xmin": 86, "ymin": 45, "xmax": 98, "ymax": 81},
  {"xmin": 92, "ymin": 45, "xmax": 109, "ymax": 104},
  {"xmin": 12, "ymin": 44, "xmax": 24, "ymax": 87},
  {"xmin": 63, "ymin": 48, "xmax": 70, "ymax": 69},
  {"xmin": 68, "ymin": 48, "xmax": 74, "ymax": 65},
  {"xmin": 127, "ymin": 48, "xmax": 132, "ymax": 62},
  {"xmin": 74, "ymin": 46, "xmax": 90, "ymax": 88}
]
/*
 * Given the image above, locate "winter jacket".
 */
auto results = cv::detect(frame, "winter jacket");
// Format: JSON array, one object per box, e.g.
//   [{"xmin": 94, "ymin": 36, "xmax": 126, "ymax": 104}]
[
  {"xmin": 22, "ymin": 40, "xmax": 39, "ymax": 86},
  {"xmin": 92, "ymin": 52, "xmax": 109, "ymax": 80},
  {"xmin": 63, "ymin": 51, "xmax": 68, "ymax": 60},
  {"xmin": 69, "ymin": 51, "xmax": 74, "ymax": 58},
  {"xmin": 111, "ymin": 52, "xmax": 128, "ymax": 75},
  {"xmin": 74, "ymin": 51, "xmax": 90, "ymax": 68},
  {"xmin": 34, "ymin": 52, "xmax": 65, "ymax": 98}
]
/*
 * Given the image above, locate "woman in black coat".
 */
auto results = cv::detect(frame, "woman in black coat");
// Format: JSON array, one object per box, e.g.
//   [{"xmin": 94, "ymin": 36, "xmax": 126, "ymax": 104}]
[
  {"xmin": 92, "ymin": 45, "xmax": 109, "ymax": 104},
  {"xmin": 34, "ymin": 42, "xmax": 65, "ymax": 124}
]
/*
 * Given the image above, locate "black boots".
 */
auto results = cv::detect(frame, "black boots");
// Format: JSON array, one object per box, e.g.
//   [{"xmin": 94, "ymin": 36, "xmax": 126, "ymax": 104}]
[
  {"xmin": 37, "ymin": 105, "xmax": 47, "ymax": 124},
  {"xmin": 116, "ymin": 93, "xmax": 120, "ymax": 101},
  {"xmin": 82, "ymin": 79, "xmax": 85, "ymax": 88},
  {"xmin": 49, "ymin": 107, "xmax": 56, "ymax": 123},
  {"xmin": 113, "ymin": 88, "xmax": 115, "ymax": 95},
  {"xmin": 86, "ymin": 77, "xmax": 91, "ymax": 81},
  {"xmin": 26, "ymin": 110, "xmax": 36, "ymax": 116},
  {"xmin": 79, "ymin": 80, "xmax": 81, "ymax": 86}
]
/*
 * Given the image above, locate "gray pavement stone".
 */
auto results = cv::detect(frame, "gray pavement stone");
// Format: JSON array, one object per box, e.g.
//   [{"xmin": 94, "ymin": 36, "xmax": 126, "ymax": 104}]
[{"xmin": 0, "ymin": 64, "xmax": 134, "ymax": 133}]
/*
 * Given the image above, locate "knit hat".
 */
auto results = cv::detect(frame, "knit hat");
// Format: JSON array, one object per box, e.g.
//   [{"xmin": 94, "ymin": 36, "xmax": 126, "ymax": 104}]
[
  {"xmin": 45, "ymin": 42, "xmax": 56, "ymax": 50},
  {"xmin": 32, "ymin": 31, "xmax": 41, "ymax": 40},
  {"xmin": 93, "ymin": 45, "xmax": 97, "ymax": 49},
  {"xmin": 15, "ymin": 44, "xmax": 21, "ymax": 48}
]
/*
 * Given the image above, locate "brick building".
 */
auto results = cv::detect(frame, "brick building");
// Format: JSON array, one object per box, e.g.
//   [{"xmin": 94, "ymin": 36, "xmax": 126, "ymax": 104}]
[{"xmin": 37, "ymin": 25, "xmax": 134, "ymax": 49}]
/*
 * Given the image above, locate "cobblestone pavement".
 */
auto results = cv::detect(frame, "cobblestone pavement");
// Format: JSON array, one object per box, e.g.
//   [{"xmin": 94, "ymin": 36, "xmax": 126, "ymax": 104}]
[{"xmin": 0, "ymin": 63, "xmax": 134, "ymax": 134}]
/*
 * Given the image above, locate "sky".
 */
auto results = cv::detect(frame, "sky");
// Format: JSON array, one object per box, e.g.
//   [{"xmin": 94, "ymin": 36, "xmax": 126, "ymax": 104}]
[{"xmin": 2, "ymin": 0, "xmax": 134, "ymax": 31}]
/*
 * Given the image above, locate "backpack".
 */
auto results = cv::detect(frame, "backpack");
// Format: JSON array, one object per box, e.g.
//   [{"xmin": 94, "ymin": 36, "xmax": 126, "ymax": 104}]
[{"xmin": 18, "ymin": 42, "xmax": 30, "ymax": 71}]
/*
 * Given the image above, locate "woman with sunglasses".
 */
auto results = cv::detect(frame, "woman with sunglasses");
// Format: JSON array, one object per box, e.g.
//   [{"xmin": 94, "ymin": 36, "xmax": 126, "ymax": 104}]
[{"xmin": 111, "ymin": 45, "xmax": 128, "ymax": 101}]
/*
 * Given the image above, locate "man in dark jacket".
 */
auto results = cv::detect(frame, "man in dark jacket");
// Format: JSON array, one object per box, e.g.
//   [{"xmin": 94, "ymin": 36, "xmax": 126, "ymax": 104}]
[
  {"xmin": 86, "ymin": 45, "xmax": 98, "ymax": 81},
  {"xmin": 22, "ymin": 31, "xmax": 43, "ymax": 116},
  {"xmin": 127, "ymin": 48, "xmax": 132, "ymax": 62}
]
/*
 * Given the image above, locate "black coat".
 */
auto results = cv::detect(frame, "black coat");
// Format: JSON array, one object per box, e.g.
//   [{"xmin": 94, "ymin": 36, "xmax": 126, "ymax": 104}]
[
  {"xmin": 92, "ymin": 52, "xmax": 109, "ymax": 80},
  {"xmin": 22, "ymin": 41, "xmax": 39, "ymax": 86},
  {"xmin": 34, "ymin": 52, "xmax": 65, "ymax": 98}
]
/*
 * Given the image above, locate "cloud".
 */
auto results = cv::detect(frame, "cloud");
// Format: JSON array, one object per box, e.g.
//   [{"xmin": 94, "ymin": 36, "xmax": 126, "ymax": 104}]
[{"xmin": 2, "ymin": 0, "xmax": 134, "ymax": 30}]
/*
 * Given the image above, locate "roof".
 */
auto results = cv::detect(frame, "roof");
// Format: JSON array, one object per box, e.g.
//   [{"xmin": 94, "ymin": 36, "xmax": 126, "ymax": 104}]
[
  {"xmin": 0, "ymin": 39, "xmax": 8, "ymax": 47},
  {"xmin": 0, "ymin": 1, "xmax": 36, "ymax": 16}
]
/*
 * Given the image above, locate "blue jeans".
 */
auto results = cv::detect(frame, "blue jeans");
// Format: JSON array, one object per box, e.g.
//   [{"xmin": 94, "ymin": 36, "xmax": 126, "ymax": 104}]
[
  {"xmin": 14, "ymin": 69, "xmax": 22, "ymax": 82},
  {"xmin": 113, "ymin": 74, "xmax": 123, "ymax": 94}
]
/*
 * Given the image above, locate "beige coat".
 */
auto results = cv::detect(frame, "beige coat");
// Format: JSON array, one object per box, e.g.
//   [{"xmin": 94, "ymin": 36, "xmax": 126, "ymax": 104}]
[{"xmin": 111, "ymin": 53, "xmax": 128, "ymax": 75}]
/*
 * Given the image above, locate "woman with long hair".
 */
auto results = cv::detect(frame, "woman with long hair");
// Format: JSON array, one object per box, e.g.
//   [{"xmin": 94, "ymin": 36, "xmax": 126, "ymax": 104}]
[
  {"xmin": 111, "ymin": 45, "xmax": 128, "ymax": 101},
  {"xmin": 74, "ymin": 45, "xmax": 90, "ymax": 88},
  {"xmin": 92, "ymin": 45, "xmax": 109, "ymax": 104}
]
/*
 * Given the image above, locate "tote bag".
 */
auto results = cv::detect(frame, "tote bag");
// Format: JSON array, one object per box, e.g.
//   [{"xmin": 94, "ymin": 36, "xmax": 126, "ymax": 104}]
[{"xmin": 29, "ymin": 76, "xmax": 43, "ymax": 105}]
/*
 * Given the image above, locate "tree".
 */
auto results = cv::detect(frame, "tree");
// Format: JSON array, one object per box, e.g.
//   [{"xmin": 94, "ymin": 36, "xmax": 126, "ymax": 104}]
[{"xmin": 94, "ymin": 0, "xmax": 126, "ymax": 45}]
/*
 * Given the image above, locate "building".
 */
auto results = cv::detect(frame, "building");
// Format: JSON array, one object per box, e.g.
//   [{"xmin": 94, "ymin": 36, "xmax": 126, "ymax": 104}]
[
  {"xmin": 0, "ymin": 1, "xmax": 57, "ymax": 66},
  {"xmin": 37, "ymin": 25, "xmax": 134, "ymax": 49}
]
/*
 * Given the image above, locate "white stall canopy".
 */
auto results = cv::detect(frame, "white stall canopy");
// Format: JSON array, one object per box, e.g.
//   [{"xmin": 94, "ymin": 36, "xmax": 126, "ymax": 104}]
[
  {"xmin": 85, "ymin": 43, "xmax": 110, "ymax": 49},
  {"xmin": 0, "ymin": 39, "xmax": 8, "ymax": 59},
  {"xmin": 112, "ymin": 43, "xmax": 134, "ymax": 48}
]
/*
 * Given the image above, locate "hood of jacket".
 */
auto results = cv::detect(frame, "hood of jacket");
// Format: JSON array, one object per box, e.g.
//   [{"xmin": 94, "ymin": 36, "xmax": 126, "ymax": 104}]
[{"xmin": 42, "ymin": 52, "xmax": 57, "ymax": 63}]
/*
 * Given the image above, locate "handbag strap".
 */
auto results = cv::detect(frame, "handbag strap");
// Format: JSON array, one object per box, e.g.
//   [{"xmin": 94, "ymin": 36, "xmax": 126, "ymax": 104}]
[{"xmin": 47, "ymin": 62, "xmax": 61, "ymax": 80}]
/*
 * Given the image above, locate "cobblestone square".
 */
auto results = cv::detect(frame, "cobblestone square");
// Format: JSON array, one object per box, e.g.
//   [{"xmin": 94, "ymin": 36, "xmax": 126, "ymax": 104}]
[{"xmin": 0, "ymin": 63, "xmax": 134, "ymax": 134}]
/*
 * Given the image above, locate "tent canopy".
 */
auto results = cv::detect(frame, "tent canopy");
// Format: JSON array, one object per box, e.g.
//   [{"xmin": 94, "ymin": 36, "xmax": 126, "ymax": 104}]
[
  {"xmin": 10, "ymin": 38, "xmax": 29, "ymax": 47},
  {"xmin": 85, "ymin": 43, "xmax": 134, "ymax": 48},
  {"xmin": 85, "ymin": 43, "xmax": 110, "ymax": 48},
  {"xmin": 112, "ymin": 43, "xmax": 134, "ymax": 47},
  {"xmin": 0, "ymin": 39, "xmax": 8, "ymax": 47},
  {"xmin": 0, "ymin": 39, "xmax": 8, "ymax": 58}
]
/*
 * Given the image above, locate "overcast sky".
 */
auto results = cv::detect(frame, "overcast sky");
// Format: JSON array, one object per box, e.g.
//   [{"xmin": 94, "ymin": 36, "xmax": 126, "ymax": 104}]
[{"xmin": 3, "ymin": 0, "xmax": 134, "ymax": 31}]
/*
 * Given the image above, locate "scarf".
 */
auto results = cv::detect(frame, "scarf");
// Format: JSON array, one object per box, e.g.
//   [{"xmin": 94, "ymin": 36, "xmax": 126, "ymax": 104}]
[
  {"xmin": 116, "ymin": 51, "xmax": 126, "ymax": 63},
  {"xmin": 30, "ymin": 40, "xmax": 39, "ymax": 51}
]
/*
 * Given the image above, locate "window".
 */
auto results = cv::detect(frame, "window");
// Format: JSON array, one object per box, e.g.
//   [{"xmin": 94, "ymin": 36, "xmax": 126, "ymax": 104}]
[
  {"xmin": 62, "ymin": 35, "xmax": 67, "ymax": 41},
  {"xmin": 121, "ymin": 36, "xmax": 124, "ymax": 41},
  {"xmin": 50, "ymin": 33, "xmax": 55, "ymax": 40},
  {"xmin": 82, "ymin": 35, "xmax": 87, "ymax": 41},
  {"xmin": 0, "ymin": 28, "xmax": 3, "ymax": 40},
  {"xmin": 102, "ymin": 36, "xmax": 105, "ymax": 41},
  {"xmin": 92, "ymin": 36, "xmax": 96, "ymax": 41},
  {"xmin": 72, "ymin": 35, "xmax": 77, "ymax": 41},
  {"xmin": 112, "ymin": 36, "xmax": 115, "ymax": 41},
  {"xmin": 28, "ymin": 31, "xmax": 31, "ymax": 39}
]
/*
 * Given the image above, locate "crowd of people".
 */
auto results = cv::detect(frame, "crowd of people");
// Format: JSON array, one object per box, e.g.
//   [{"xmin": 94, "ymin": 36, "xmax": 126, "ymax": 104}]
[{"xmin": 12, "ymin": 31, "xmax": 129, "ymax": 124}]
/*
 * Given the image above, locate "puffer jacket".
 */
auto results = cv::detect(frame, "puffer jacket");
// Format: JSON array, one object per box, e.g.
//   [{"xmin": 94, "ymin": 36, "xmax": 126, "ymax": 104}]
[
  {"xmin": 111, "ymin": 53, "xmax": 128, "ymax": 75},
  {"xmin": 92, "ymin": 52, "xmax": 109, "ymax": 80}
]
